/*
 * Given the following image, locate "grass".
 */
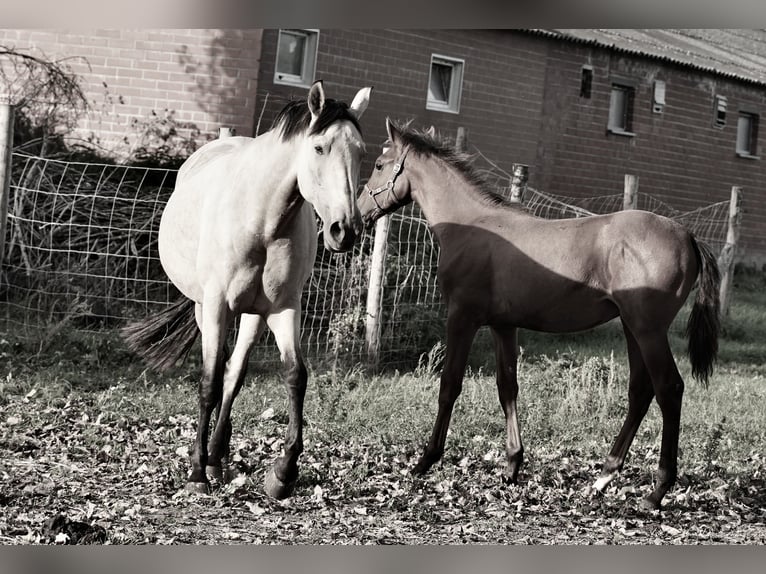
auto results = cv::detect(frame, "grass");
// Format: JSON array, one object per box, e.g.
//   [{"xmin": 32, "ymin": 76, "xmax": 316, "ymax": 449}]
[{"xmin": 1, "ymin": 269, "xmax": 765, "ymax": 543}]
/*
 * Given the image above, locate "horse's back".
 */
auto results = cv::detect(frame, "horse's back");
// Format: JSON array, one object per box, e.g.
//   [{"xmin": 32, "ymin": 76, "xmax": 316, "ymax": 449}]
[
  {"xmin": 177, "ymin": 136, "xmax": 254, "ymax": 183},
  {"xmin": 439, "ymin": 208, "xmax": 697, "ymax": 333}
]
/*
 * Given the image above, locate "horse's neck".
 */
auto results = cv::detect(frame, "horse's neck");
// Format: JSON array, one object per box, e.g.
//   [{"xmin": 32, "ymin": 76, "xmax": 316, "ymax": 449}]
[
  {"xmin": 247, "ymin": 131, "xmax": 305, "ymax": 235},
  {"xmin": 409, "ymin": 156, "xmax": 500, "ymax": 229}
]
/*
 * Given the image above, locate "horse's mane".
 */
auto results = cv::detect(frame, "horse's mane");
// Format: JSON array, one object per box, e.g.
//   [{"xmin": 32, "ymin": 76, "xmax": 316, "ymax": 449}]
[
  {"xmin": 392, "ymin": 120, "xmax": 522, "ymax": 210},
  {"xmin": 272, "ymin": 98, "xmax": 362, "ymax": 140}
]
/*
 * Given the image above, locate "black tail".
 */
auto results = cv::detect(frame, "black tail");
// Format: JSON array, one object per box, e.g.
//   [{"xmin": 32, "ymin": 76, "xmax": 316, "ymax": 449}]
[
  {"xmin": 686, "ymin": 237, "xmax": 721, "ymax": 385},
  {"xmin": 121, "ymin": 297, "xmax": 199, "ymax": 372}
]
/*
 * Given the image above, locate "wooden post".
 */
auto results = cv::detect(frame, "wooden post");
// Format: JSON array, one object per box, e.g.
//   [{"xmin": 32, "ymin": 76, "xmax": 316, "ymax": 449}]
[
  {"xmin": 509, "ymin": 163, "xmax": 528, "ymax": 203},
  {"xmin": 218, "ymin": 127, "xmax": 234, "ymax": 138},
  {"xmin": 623, "ymin": 174, "xmax": 639, "ymax": 210},
  {"xmin": 455, "ymin": 126, "xmax": 467, "ymax": 152},
  {"xmin": 365, "ymin": 215, "xmax": 390, "ymax": 369},
  {"xmin": 718, "ymin": 186, "xmax": 742, "ymax": 317},
  {"xmin": 0, "ymin": 103, "xmax": 14, "ymax": 268}
]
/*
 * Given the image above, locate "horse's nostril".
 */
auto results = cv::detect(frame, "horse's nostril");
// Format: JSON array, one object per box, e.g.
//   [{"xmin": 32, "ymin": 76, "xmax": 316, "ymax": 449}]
[{"xmin": 330, "ymin": 221, "xmax": 343, "ymax": 241}]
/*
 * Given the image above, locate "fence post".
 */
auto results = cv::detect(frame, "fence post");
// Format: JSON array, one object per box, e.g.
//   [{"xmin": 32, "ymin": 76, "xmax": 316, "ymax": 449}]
[
  {"xmin": 509, "ymin": 164, "xmax": 528, "ymax": 203},
  {"xmin": 0, "ymin": 102, "xmax": 14, "ymax": 269},
  {"xmin": 365, "ymin": 215, "xmax": 390, "ymax": 369},
  {"xmin": 718, "ymin": 186, "xmax": 742, "ymax": 317},
  {"xmin": 623, "ymin": 174, "xmax": 639, "ymax": 210},
  {"xmin": 455, "ymin": 126, "xmax": 467, "ymax": 152},
  {"xmin": 218, "ymin": 127, "xmax": 234, "ymax": 138}
]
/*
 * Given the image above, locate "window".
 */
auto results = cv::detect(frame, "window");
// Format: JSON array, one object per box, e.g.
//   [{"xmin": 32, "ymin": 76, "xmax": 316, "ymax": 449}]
[
  {"xmin": 274, "ymin": 29, "xmax": 318, "ymax": 88},
  {"xmin": 580, "ymin": 66, "xmax": 593, "ymax": 98},
  {"xmin": 736, "ymin": 112, "xmax": 759, "ymax": 158},
  {"xmin": 713, "ymin": 95, "xmax": 727, "ymax": 128},
  {"xmin": 652, "ymin": 80, "xmax": 665, "ymax": 114},
  {"xmin": 608, "ymin": 82, "xmax": 635, "ymax": 135},
  {"xmin": 426, "ymin": 55, "xmax": 464, "ymax": 114}
]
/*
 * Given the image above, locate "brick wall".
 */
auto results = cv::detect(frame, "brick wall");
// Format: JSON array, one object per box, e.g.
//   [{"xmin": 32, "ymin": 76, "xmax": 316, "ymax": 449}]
[
  {"xmin": 538, "ymin": 38, "xmax": 766, "ymax": 264},
  {"xmin": 0, "ymin": 29, "xmax": 262, "ymax": 159},
  {"xmin": 255, "ymin": 29, "xmax": 765, "ymax": 263},
  {"xmin": 255, "ymin": 29, "xmax": 548, "ymax": 179},
  {"xmin": 3, "ymin": 28, "xmax": 763, "ymax": 262}
]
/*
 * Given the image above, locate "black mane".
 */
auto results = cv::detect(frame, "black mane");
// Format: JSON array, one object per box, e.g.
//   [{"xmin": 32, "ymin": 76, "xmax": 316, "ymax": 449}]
[
  {"xmin": 392, "ymin": 121, "xmax": 518, "ymax": 209},
  {"xmin": 272, "ymin": 98, "xmax": 362, "ymax": 140}
]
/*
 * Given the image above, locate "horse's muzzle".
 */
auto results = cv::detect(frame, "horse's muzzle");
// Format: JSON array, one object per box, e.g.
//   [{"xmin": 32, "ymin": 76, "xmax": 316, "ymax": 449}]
[
  {"xmin": 326, "ymin": 220, "xmax": 357, "ymax": 252},
  {"xmin": 362, "ymin": 210, "xmax": 378, "ymax": 231}
]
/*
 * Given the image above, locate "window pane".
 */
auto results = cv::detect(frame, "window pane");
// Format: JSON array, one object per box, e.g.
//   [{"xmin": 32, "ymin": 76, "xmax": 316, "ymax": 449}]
[
  {"xmin": 429, "ymin": 62, "xmax": 452, "ymax": 103},
  {"xmin": 277, "ymin": 32, "xmax": 305, "ymax": 76},
  {"xmin": 737, "ymin": 115, "xmax": 752, "ymax": 153},
  {"xmin": 609, "ymin": 87, "xmax": 627, "ymax": 129},
  {"xmin": 580, "ymin": 67, "xmax": 593, "ymax": 98},
  {"xmin": 715, "ymin": 96, "xmax": 727, "ymax": 127}
]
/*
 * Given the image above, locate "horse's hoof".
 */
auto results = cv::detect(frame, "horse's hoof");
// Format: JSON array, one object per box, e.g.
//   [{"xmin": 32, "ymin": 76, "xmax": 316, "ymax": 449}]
[
  {"xmin": 264, "ymin": 468, "xmax": 295, "ymax": 499},
  {"xmin": 411, "ymin": 459, "xmax": 431, "ymax": 476},
  {"xmin": 640, "ymin": 495, "xmax": 661, "ymax": 511},
  {"xmin": 501, "ymin": 464, "xmax": 521, "ymax": 485},
  {"xmin": 185, "ymin": 481, "xmax": 210, "ymax": 494},
  {"xmin": 206, "ymin": 465, "xmax": 223, "ymax": 481},
  {"xmin": 592, "ymin": 473, "xmax": 614, "ymax": 493},
  {"xmin": 223, "ymin": 466, "xmax": 239, "ymax": 484},
  {"xmin": 500, "ymin": 473, "xmax": 519, "ymax": 486}
]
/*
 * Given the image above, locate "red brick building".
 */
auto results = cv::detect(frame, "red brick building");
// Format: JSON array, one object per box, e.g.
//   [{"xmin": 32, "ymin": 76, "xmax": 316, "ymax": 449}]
[{"xmin": 1, "ymin": 28, "xmax": 764, "ymax": 263}]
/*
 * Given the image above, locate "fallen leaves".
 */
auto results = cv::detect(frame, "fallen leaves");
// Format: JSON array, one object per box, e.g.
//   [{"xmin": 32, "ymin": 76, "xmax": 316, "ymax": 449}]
[{"xmin": 1, "ymin": 377, "xmax": 765, "ymax": 545}]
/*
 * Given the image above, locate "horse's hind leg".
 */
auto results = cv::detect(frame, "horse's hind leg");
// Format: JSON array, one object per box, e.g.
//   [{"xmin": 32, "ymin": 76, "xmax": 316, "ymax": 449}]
[
  {"xmin": 593, "ymin": 320, "xmax": 654, "ymax": 493},
  {"xmin": 207, "ymin": 313, "xmax": 266, "ymax": 481},
  {"xmin": 413, "ymin": 310, "xmax": 479, "ymax": 475},
  {"xmin": 635, "ymin": 331, "xmax": 685, "ymax": 510},
  {"xmin": 187, "ymin": 298, "xmax": 229, "ymax": 492},
  {"xmin": 263, "ymin": 307, "xmax": 307, "ymax": 499},
  {"xmin": 490, "ymin": 326, "xmax": 524, "ymax": 482}
]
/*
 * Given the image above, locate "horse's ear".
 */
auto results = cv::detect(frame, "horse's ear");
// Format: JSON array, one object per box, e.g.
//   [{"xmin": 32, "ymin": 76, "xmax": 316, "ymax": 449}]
[
  {"xmin": 349, "ymin": 86, "xmax": 372, "ymax": 120},
  {"xmin": 425, "ymin": 125, "xmax": 436, "ymax": 137},
  {"xmin": 385, "ymin": 117, "xmax": 402, "ymax": 145},
  {"xmin": 308, "ymin": 80, "xmax": 326, "ymax": 120}
]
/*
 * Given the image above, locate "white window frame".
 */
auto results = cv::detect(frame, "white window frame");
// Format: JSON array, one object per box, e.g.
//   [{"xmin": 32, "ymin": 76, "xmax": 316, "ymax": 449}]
[
  {"xmin": 274, "ymin": 29, "xmax": 319, "ymax": 88},
  {"xmin": 607, "ymin": 82, "xmax": 636, "ymax": 136},
  {"xmin": 736, "ymin": 111, "xmax": 759, "ymax": 159},
  {"xmin": 426, "ymin": 54, "xmax": 464, "ymax": 114}
]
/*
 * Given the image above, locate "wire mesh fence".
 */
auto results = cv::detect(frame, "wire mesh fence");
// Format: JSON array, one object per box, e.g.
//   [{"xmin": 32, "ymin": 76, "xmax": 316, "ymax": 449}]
[{"xmin": 0, "ymin": 149, "xmax": 734, "ymax": 371}]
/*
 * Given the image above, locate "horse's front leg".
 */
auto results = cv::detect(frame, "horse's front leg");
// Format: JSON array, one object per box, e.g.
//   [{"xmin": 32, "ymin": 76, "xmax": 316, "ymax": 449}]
[
  {"xmin": 412, "ymin": 309, "xmax": 479, "ymax": 475},
  {"xmin": 263, "ymin": 307, "xmax": 307, "ymax": 499},
  {"xmin": 187, "ymin": 298, "xmax": 229, "ymax": 493},
  {"xmin": 207, "ymin": 313, "xmax": 266, "ymax": 481}
]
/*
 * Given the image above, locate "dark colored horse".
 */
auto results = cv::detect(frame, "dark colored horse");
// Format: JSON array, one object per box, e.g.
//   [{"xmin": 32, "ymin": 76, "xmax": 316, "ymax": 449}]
[
  {"xmin": 124, "ymin": 81, "xmax": 372, "ymax": 498},
  {"xmin": 357, "ymin": 118, "xmax": 720, "ymax": 509}
]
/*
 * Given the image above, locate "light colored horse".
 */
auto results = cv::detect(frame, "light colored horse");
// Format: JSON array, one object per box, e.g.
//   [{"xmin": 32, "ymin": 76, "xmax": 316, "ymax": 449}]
[
  {"xmin": 125, "ymin": 81, "xmax": 371, "ymax": 498},
  {"xmin": 358, "ymin": 118, "xmax": 720, "ymax": 510}
]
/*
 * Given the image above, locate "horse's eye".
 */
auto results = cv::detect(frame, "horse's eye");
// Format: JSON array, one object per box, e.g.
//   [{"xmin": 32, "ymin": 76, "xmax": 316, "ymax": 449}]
[
  {"xmin": 375, "ymin": 162, "xmax": 383, "ymax": 171},
  {"xmin": 314, "ymin": 145, "xmax": 324, "ymax": 155}
]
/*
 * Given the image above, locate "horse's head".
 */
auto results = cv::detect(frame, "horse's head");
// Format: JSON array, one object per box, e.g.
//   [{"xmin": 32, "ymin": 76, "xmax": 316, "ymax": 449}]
[
  {"xmin": 358, "ymin": 118, "xmax": 413, "ymax": 227},
  {"xmin": 297, "ymin": 81, "xmax": 371, "ymax": 253}
]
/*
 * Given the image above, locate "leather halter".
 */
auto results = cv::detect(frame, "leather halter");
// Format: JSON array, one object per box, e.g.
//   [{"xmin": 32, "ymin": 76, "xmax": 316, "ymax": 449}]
[{"xmin": 363, "ymin": 146, "xmax": 410, "ymax": 211}]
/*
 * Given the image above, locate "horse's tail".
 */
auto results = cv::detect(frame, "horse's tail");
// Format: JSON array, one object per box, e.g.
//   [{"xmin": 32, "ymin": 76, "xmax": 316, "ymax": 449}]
[
  {"xmin": 121, "ymin": 296, "xmax": 199, "ymax": 372},
  {"xmin": 685, "ymin": 236, "xmax": 721, "ymax": 386}
]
